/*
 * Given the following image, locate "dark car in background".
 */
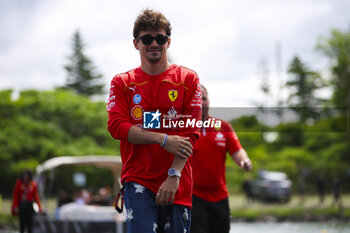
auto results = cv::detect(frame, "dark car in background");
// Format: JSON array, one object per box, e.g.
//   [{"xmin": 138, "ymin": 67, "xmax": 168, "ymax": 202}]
[{"xmin": 251, "ymin": 170, "xmax": 292, "ymax": 203}]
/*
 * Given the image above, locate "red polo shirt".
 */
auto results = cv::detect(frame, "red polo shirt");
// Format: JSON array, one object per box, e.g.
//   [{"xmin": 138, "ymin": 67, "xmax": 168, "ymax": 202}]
[{"xmin": 192, "ymin": 117, "xmax": 242, "ymax": 202}]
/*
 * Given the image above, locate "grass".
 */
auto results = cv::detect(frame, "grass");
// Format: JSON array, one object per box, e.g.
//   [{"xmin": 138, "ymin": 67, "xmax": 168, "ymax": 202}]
[
  {"xmin": 0, "ymin": 213, "xmax": 17, "ymax": 229},
  {"xmin": 229, "ymin": 193, "xmax": 350, "ymax": 221}
]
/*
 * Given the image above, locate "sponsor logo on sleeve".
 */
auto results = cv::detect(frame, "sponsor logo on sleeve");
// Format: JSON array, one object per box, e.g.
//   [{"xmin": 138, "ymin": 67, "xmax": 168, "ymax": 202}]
[
  {"xmin": 131, "ymin": 105, "xmax": 144, "ymax": 120},
  {"xmin": 133, "ymin": 94, "xmax": 142, "ymax": 104},
  {"xmin": 191, "ymin": 84, "xmax": 202, "ymax": 107},
  {"xmin": 106, "ymin": 102, "xmax": 115, "ymax": 111}
]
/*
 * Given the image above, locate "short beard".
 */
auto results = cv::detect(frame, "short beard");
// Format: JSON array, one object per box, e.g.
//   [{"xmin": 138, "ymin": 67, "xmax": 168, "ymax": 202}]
[
  {"xmin": 148, "ymin": 56, "xmax": 161, "ymax": 64},
  {"xmin": 147, "ymin": 47, "xmax": 162, "ymax": 64}
]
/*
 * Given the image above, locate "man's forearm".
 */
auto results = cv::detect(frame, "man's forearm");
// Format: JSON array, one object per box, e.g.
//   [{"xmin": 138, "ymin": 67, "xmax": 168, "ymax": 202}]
[
  {"xmin": 232, "ymin": 148, "xmax": 248, "ymax": 163},
  {"xmin": 169, "ymin": 155, "xmax": 187, "ymax": 173},
  {"xmin": 232, "ymin": 149, "xmax": 252, "ymax": 171},
  {"xmin": 127, "ymin": 125, "xmax": 193, "ymax": 159},
  {"xmin": 127, "ymin": 125, "xmax": 164, "ymax": 145},
  {"xmin": 128, "ymin": 126, "xmax": 189, "ymax": 171}
]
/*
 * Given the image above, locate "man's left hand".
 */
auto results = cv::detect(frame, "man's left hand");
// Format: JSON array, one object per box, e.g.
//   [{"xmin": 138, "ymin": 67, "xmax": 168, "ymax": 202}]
[
  {"xmin": 240, "ymin": 159, "xmax": 252, "ymax": 171},
  {"xmin": 156, "ymin": 176, "xmax": 179, "ymax": 206}
]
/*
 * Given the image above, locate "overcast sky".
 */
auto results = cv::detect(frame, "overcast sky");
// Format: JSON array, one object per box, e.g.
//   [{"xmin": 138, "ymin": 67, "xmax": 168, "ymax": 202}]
[{"xmin": 1, "ymin": 0, "xmax": 349, "ymax": 108}]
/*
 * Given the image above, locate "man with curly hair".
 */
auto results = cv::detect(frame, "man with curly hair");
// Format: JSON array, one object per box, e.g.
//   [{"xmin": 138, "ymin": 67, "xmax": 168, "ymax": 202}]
[{"xmin": 107, "ymin": 9, "xmax": 202, "ymax": 233}]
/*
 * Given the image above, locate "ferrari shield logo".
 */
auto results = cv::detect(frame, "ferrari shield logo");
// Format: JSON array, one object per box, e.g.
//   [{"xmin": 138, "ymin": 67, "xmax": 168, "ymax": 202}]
[{"xmin": 168, "ymin": 90, "xmax": 178, "ymax": 102}]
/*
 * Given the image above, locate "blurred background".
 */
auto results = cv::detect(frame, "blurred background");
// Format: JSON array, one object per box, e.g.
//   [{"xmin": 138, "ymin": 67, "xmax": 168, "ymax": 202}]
[{"xmin": 1, "ymin": 0, "xmax": 350, "ymax": 230}]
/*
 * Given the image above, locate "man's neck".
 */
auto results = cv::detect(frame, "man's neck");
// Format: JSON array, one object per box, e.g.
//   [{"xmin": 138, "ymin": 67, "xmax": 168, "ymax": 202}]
[
  {"xmin": 202, "ymin": 114, "xmax": 209, "ymax": 121},
  {"xmin": 141, "ymin": 59, "xmax": 170, "ymax": 75}
]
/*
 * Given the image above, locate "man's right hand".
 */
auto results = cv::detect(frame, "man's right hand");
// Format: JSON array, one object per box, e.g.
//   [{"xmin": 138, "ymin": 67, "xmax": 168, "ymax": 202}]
[
  {"xmin": 163, "ymin": 135, "xmax": 192, "ymax": 159},
  {"xmin": 11, "ymin": 206, "xmax": 18, "ymax": 216}
]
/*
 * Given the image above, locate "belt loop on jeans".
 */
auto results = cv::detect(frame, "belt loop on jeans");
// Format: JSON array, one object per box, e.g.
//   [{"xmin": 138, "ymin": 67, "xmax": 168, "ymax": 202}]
[{"xmin": 114, "ymin": 186, "xmax": 125, "ymax": 213}]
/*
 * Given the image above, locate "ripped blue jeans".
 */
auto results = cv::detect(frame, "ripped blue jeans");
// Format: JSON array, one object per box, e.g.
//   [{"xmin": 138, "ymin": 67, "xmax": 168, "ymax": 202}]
[{"xmin": 124, "ymin": 182, "xmax": 191, "ymax": 233}]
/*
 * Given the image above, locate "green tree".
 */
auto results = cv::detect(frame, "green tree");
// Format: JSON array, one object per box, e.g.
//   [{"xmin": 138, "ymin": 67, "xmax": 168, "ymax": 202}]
[
  {"xmin": 286, "ymin": 56, "xmax": 324, "ymax": 122},
  {"xmin": 0, "ymin": 89, "xmax": 16, "ymax": 119},
  {"xmin": 63, "ymin": 30, "xmax": 105, "ymax": 96},
  {"xmin": 317, "ymin": 29, "xmax": 350, "ymax": 109},
  {"xmin": 317, "ymin": 29, "xmax": 350, "ymax": 158},
  {"xmin": 0, "ymin": 89, "xmax": 119, "ymax": 195}
]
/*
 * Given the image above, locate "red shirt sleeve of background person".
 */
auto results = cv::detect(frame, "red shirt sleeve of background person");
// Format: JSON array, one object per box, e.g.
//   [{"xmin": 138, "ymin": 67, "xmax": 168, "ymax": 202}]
[
  {"xmin": 225, "ymin": 121, "xmax": 242, "ymax": 154},
  {"xmin": 12, "ymin": 179, "xmax": 21, "ymax": 212}
]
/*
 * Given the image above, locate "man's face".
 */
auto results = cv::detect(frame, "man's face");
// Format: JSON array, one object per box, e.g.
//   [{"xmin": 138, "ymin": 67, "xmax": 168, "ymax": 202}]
[
  {"xmin": 202, "ymin": 88, "xmax": 209, "ymax": 120},
  {"xmin": 133, "ymin": 29, "xmax": 170, "ymax": 64}
]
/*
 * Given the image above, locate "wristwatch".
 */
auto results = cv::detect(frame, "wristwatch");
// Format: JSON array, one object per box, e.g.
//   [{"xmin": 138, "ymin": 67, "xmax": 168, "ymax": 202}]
[{"xmin": 168, "ymin": 168, "xmax": 181, "ymax": 178}]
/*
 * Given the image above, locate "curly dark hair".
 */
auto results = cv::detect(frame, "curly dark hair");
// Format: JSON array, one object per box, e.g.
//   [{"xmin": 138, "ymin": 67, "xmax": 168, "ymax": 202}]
[{"xmin": 133, "ymin": 9, "xmax": 172, "ymax": 38}]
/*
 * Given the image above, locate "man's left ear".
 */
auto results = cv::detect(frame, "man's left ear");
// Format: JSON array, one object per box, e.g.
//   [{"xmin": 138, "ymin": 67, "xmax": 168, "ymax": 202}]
[{"xmin": 133, "ymin": 39, "xmax": 139, "ymax": 50}]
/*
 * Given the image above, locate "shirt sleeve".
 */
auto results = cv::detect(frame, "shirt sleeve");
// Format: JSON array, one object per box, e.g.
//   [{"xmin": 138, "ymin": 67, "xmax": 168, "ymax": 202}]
[
  {"xmin": 226, "ymin": 122, "xmax": 242, "ymax": 154},
  {"xmin": 11, "ymin": 180, "xmax": 20, "ymax": 214},
  {"xmin": 179, "ymin": 72, "xmax": 202, "ymax": 145},
  {"xmin": 107, "ymin": 75, "xmax": 133, "ymax": 140}
]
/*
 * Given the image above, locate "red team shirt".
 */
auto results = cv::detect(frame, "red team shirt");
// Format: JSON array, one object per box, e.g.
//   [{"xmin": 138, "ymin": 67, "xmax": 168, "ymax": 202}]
[
  {"xmin": 192, "ymin": 117, "xmax": 242, "ymax": 202},
  {"xmin": 107, "ymin": 64, "xmax": 201, "ymax": 208},
  {"xmin": 12, "ymin": 179, "xmax": 42, "ymax": 215}
]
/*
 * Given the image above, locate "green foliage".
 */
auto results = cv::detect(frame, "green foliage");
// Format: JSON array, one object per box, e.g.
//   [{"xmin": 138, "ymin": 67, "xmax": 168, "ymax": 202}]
[
  {"xmin": 270, "ymin": 147, "xmax": 313, "ymax": 180},
  {"xmin": 227, "ymin": 28, "xmax": 349, "ymax": 196},
  {"xmin": 0, "ymin": 116, "xmax": 67, "ymax": 161},
  {"xmin": 231, "ymin": 115, "xmax": 266, "ymax": 149},
  {"xmin": 228, "ymin": 112, "xmax": 350, "ymax": 194},
  {"xmin": 286, "ymin": 56, "xmax": 325, "ymax": 122},
  {"xmin": 273, "ymin": 123, "xmax": 305, "ymax": 147},
  {"xmin": 0, "ymin": 89, "xmax": 16, "ymax": 119},
  {"xmin": 0, "ymin": 213, "xmax": 17, "ymax": 229},
  {"xmin": 317, "ymin": 29, "xmax": 350, "ymax": 160},
  {"xmin": 231, "ymin": 115, "xmax": 267, "ymax": 132},
  {"xmin": 0, "ymin": 89, "xmax": 119, "ymax": 195},
  {"xmin": 317, "ymin": 29, "xmax": 350, "ymax": 109},
  {"xmin": 63, "ymin": 30, "xmax": 105, "ymax": 96}
]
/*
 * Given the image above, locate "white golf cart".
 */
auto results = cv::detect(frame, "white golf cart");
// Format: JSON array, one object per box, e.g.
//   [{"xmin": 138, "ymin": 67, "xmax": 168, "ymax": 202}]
[{"xmin": 33, "ymin": 155, "xmax": 126, "ymax": 233}]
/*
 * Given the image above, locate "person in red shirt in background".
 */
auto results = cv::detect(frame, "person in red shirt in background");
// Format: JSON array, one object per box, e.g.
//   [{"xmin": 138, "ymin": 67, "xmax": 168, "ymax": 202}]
[
  {"xmin": 107, "ymin": 9, "xmax": 201, "ymax": 233},
  {"xmin": 191, "ymin": 85, "xmax": 252, "ymax": 233},
  {"xmin": 12, "ymin": 169, "xmax": 42, "ymax": 233}
]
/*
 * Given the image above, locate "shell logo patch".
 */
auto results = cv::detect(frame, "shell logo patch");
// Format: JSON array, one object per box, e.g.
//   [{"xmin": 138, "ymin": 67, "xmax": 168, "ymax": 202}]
[
  {"xmin": 131, "ymin": 105, "xmax": 143, "ymax": 120},
  {"xmin": 168, "ymin": 90, "xmax": 178, "ymax": 102}
]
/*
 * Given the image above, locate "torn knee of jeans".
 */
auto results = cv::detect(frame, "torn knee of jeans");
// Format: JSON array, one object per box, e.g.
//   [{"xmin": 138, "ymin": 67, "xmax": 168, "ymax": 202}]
[
  {"xmin": 153, "ymin": 222, "xmax": 158, "ymax": 232},
  {"xmin": 126, "ymin": 208, "xmax": 134, "ymax": 222}
]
